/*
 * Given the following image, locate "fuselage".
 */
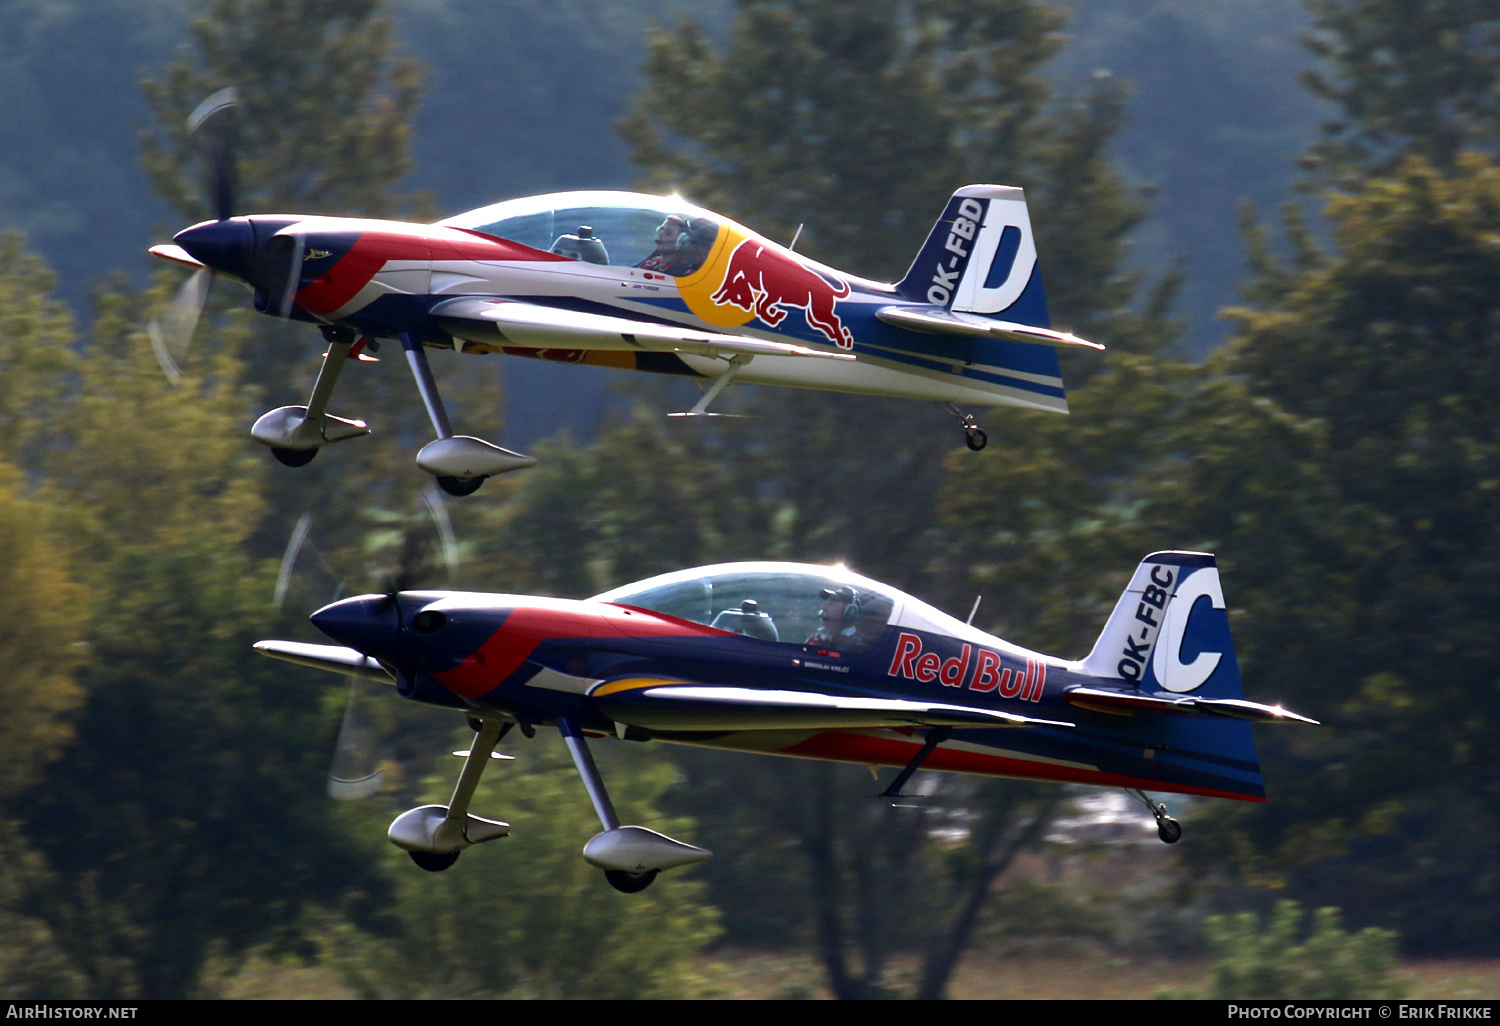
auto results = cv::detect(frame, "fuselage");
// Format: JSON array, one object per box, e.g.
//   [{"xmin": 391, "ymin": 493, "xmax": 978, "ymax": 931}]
[{"xmin": 169, "ymin": 190, "xmax": 1070, "ymax": 412}]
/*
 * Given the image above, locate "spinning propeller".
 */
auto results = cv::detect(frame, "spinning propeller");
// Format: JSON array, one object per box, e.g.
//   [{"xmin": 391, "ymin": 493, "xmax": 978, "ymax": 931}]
[
  {"xmin": 148, "ymin": 88, "xmax": 312, "ymax": 384},
  {"xmin": 274, "ymin": 486, "xmax": 462, "ymax": 800},
  {"xmin": 148, "ymin": 88, "xmax": 238, "ymax": 384}
]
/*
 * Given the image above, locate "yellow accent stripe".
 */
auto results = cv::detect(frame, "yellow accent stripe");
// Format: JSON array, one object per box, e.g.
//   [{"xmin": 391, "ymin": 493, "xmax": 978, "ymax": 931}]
[{"xmin": 589, "ymin": 677, "xmax": 686, "ymax": 698}]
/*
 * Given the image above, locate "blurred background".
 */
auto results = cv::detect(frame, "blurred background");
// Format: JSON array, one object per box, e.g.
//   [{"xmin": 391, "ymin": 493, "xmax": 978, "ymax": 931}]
[{"xmin": 0, "ymin": 0, "xmax": 1496, "ymax": 999}]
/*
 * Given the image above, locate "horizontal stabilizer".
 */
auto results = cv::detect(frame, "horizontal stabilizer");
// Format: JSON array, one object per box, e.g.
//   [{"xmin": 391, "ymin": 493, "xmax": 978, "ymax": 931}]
[
  {"xmin": 1062, "ymin": 686, "xmax": 1318, "ymax": 724},
  {"xmin": 432, "ymin": 298, "xmax": 856, "ymax": 362},
  {"xmin": 253, "ymin": 640, "xmax": 394, "ymax": 682},
  {"xmin": 875, "ymin": 306, "xmax": 1102, "ymax": 350},
  {"xmin": 594, "ymin": 680, "xmax": 1074, "ymax": 732}
]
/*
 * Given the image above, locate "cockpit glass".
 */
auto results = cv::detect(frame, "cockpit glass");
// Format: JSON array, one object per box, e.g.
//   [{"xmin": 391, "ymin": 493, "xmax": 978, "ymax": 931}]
[
  {"xmin": 442, "ymin": 195, "xmax": 721, "ymax": 277},
  {"xmin": 597, "ymin": 569, "xmax": 898, "ymax": 655}
]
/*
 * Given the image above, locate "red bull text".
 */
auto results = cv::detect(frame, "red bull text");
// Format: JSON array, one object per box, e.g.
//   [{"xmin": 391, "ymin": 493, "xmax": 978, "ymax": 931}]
[{"xmin": 887, "ymin": 632, "xmax": 1046, "ymax": 702}]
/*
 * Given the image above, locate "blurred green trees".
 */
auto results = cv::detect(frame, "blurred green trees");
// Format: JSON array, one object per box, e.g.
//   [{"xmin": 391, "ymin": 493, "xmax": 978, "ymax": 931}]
[
  {"xmin": 1167, "ymin": 153, "xmax": 1500, "ymax": 953},
  {"xmin": 139, "ymin": 0, "xmax": 423, "ymax": 223},
  {"xmin": 1302, "ymin": 0, "xmax": 1500, "ymax": 181},
  {"xmin": 1195, "ymin": 901, "xmax": 1405, "ymax": 999}
]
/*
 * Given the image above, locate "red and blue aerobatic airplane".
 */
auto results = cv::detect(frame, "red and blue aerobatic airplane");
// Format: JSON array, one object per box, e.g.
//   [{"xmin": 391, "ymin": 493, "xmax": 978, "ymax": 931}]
[
  {"xmin": 151, "ymin": 90, "xmax": 1100, "ymax": 495},
  {"xmin": 256, "ymin": 551, "xmax": 1316, "ymax": 892}
]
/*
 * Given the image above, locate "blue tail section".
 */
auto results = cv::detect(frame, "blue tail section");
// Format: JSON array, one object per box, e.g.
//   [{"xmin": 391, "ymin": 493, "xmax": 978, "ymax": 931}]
[
  {"xmin": 896, "ymin": 185, "xmax": 1053, "ymax": 328},
  {"xmin": 1078, "ymin": 551, "xmax": 1265, "ymax": 799}
]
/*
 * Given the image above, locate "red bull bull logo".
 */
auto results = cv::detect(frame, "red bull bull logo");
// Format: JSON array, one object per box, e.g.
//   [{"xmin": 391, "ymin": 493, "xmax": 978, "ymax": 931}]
[{"xmin": 709, "ymin": 240, "xmax": 854, "ymax": 349}]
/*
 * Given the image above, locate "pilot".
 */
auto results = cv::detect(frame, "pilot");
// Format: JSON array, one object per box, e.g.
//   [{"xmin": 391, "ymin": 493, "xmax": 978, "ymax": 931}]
[
  {"xmin": 638, "ymin": 215, "xmax": 701, "ymax": 276},
  {"xmin": 807, "ymin": 586, "xmax": 861, "ymax": 649}
]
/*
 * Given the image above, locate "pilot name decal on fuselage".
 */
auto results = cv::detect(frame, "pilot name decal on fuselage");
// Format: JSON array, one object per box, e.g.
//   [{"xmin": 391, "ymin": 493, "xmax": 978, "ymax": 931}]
[
  {"xmin": 927, "ymin": 198, "xmax": 984, "ymax": 307},
  {"xmin": 1118, "ymin": 563, "xmax": 1177, "ymax": 683},
  {"xmin": 887, "ymin": 632, "xmax": 1045, "ymax": 702}
]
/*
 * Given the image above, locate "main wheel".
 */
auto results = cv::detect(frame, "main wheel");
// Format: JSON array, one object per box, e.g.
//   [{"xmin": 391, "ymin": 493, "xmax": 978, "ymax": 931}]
[
  {"xmin": 1157, "ymin": 817, "xmax": 1182, "ymax": 844},
  {"xmin": 437, "ymin": 475, "xmax": 486, "ymax": 497},
  {"xmin": 271, "ymin": 446, "xmax": 318, "ymax": 467},
  {"xmin": 964, "ymin": 427, "xmax": 988, "ymax": 451},
  {"xmin": 604, "ymin": 869, "xmax": 659, "ymax": 893},
  {"xmin": 409, "ymin": 850, "xmax": 460, "ymax": 872}
]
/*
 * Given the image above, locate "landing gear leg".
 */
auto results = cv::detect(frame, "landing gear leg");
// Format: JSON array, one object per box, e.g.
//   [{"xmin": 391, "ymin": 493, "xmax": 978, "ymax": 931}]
[
  {"xmin": 252, "ymin": 327, "xmax": 371, "ymax": 462},
  {"xmin": 1129, "ymin": 788, "xmax": 1182, "ymax": 844},
  {"xmin": 878, "ymin": 725, "xmax": 952, "ymax": 803},
  {"xmin": 388, "ymin": 718, "xmax": 511, "ymax": 869},
  {"xmin": 557, "ymin": 716, "xmax": 711, "ymax": 892},
  {"xmin": 668, "ymin": 353, "xmax": 753, "ymax": 418},
  {"xmin": 941, "ymin": 401, "xmax": 988, "ymax": 451},
  {"xmin": 400, "ymin": 331, "xmax": 535, "ymax": 494}
]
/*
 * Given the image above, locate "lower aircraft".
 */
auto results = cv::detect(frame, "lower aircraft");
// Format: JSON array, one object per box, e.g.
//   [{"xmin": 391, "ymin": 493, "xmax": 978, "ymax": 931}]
[
  {"xmin": 151, "ymin": 90, "xmax": 1101, "ymax": 496},
  {"xmin": 257, "ymin": 551, "xmax": 1316, "ymax": 892}
]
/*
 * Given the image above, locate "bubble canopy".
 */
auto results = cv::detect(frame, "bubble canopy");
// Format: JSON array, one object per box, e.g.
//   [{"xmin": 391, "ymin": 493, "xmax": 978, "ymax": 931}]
[
  {"xmin": 592, "ymin": 562, "xmax": 902, "ymax": 654},
  {"xmin": 439, "ymin": 190, "xmax": 723, "ymax": 276}
]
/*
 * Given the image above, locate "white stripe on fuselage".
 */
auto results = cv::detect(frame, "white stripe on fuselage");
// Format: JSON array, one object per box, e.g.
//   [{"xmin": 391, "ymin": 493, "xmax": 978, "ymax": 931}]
[{"xmin": 343, "ymin": 256, "xmax": 1067, "ymax": 408}]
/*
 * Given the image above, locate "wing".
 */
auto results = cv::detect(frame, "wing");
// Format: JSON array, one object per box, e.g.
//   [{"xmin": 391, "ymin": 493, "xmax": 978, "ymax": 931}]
[
  {"xmin": 431, "ymin": 297, "xmax": 856, "ymax": 362},
  {"xmin": 875, "ymin": 305, "xmax": 1103, "ymax": 350},
  {"xmin": 1062, "ymin": 685, "xmax": 1319, "ymax": 724},
  {"xmin": 254, "ymin": 640, "xmax": 394, "ymax": 683},
  {"xmin": 592, "ymin": 679, "xmax": 1074, "ymax": 732}
]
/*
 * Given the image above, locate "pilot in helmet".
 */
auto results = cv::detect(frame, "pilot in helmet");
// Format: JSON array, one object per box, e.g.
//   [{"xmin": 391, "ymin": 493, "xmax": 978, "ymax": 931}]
[
  {"xmin": 638, "ymin": 216, "xmax": 697, "ymax": 275},
  {"xmin": 808, "ymin": 586, "xmax": 860, "ymax": 647}
]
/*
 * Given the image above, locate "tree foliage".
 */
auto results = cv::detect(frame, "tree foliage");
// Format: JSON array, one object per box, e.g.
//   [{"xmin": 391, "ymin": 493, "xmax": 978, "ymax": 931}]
[
  {"xmin": 139, "ymin": 0, "xmax": 423, "ymax": 223},
  {"xmin": 1191, "ymin": 901, "xmax": 1405, "ymax": 1000},
  {"xmin": 1302, "ymin": 0, "xmax": 1500, "ymax": 182},
  {"xmin": 1166, "ymin": 153, "xmax": 1500, "ymax": 953}
]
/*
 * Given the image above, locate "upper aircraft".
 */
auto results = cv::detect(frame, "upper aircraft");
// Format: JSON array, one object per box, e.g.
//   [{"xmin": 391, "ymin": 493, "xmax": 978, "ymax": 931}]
[{"xmin": 151, "ymin": 90, "xmax": 1100, "ymax": 496}]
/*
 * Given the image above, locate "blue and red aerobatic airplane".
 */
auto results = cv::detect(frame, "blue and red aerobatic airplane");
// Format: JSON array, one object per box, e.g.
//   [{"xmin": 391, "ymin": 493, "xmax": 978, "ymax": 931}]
[
  {"xmin": 256, "ymin": 551, "xmax": 1315, "ymax": 892},
  {"xmin": 151, "ymin": 90, "xmax": 1100, "ymax": 496}
]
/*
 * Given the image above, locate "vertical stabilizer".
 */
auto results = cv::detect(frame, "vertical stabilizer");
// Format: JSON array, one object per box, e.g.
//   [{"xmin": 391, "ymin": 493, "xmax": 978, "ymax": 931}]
[
  {"xmin": 1078, "ymin": 551, "xmax": 1246, "ymax": 700},
  {"xmin": 895, "ymin": 185, "xmax": 1052, "ymax": 328}
]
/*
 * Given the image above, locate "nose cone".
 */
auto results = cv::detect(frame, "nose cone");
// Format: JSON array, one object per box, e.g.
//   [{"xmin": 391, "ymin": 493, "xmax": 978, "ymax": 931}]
[
  {"xmin": 311, "ymin": 594, "xmax": 400, "ymax": 657},
  {"xmin": 175, "ymin": 217, "xmax": 255, "ymax": 279}
]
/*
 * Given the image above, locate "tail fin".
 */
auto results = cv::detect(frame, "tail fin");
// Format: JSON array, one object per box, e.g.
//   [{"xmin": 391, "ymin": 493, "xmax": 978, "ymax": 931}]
[
  {"xmin": 1079, "ymin": 551, "xmax": 1246, "ymax": 700},
  {"xmin": 895, "ymin": 184, "xmax": 1052, "ymax": 328}
]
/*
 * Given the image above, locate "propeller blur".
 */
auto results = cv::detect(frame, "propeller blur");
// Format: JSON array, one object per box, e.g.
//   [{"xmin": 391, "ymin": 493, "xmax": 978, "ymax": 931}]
[{"xmin": 256, "ymin": 551, "xmax": 1315, "ymax": 891}]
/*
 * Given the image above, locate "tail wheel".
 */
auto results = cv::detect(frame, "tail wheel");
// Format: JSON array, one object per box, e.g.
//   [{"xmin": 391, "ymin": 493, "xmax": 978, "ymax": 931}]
[
  {"xmin": 603, "ymin": 869, "xmax": 659, "ymax": 893},
  {"xmin": 1157, "ymin": 817, "xmax": 1182, "ymax": 844},
  {"xmin": 964, "ymin": 427, "xmax": 988, "ymax": 451},
  {"xmin": 409, "ymin": 850, "xmax": 460, "ymax": 872}
]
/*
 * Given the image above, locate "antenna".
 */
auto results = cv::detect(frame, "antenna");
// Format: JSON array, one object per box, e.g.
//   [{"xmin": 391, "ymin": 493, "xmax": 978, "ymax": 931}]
[
  {"xmin": 787, "ymin": 223, "xmax": 804, "ymax": 251},
  {"xmin": 966, "ymin": 595, "xmax": 982, "ymax": 626}
]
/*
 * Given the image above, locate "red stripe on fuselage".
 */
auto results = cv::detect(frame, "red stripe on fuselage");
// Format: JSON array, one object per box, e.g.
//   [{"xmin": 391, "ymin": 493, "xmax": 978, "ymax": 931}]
[
  {"xmin": 429, "ymin": 601, "xmax": 732, "ymax": 699},
  {"xmin": 295, "ymin": 224, "xmax": 572, "ymax": 319},
  {"xmin": 432, "ymin": 605, "xmax": 607, "ymax": 699},
  {"xmin": 297, "ymin": 237, "xmax": 389, "ymax": 316},
  {"xmin": 779, "ymin": 731, "xmax": 1266, "ymax": 802}
]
